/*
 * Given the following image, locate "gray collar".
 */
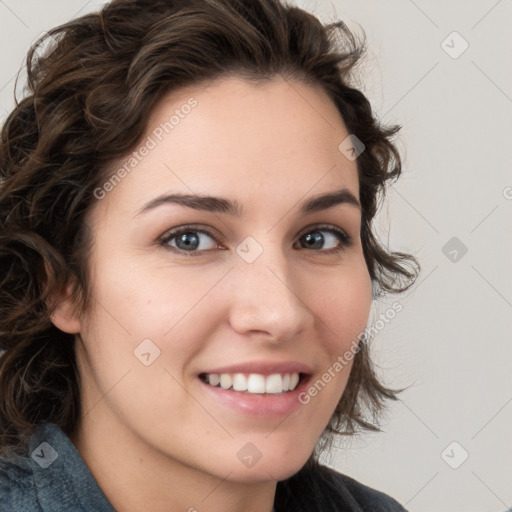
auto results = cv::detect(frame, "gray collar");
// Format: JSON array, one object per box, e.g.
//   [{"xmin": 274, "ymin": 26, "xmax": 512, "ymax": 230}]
[{"xmin": 26, "ymin": 422, "xmax": 115, "ymax": 511}]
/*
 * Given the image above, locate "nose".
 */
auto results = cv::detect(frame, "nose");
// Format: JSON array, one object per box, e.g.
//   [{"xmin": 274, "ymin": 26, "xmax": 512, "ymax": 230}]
[{"xmin": 226, "ymin": 242, "xmax": 314, "ymax": 343}]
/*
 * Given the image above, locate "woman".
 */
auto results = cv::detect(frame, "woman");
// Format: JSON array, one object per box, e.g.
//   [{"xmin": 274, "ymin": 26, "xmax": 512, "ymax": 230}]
[{"xmin": 0, "ymin": 0, "xmax": 419, "ymax": 510}]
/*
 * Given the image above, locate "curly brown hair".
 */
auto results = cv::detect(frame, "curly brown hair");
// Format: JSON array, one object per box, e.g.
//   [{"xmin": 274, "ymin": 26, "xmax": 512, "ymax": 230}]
[{"xmin": 0, "ymin": 0, "xmax": 419, "ymax": 464}]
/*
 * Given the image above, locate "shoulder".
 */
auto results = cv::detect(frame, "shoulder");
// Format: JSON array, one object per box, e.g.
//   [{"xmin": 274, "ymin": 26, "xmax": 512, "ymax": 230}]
[
  {"xmin": 0, "ymin": 421, "xmax": 79, "ymax": 511},
  {"xmin": 320, "ymin": 463, "xmax": 408, "ymax": 511},
  {"xmin": 0, "ymin": 421, "xmax": 115, "ymax": 512},
  {"xmin": 275, "ymin": 459, "xmax": 408, "ymax": 512},
  {"xmin": 0, "ymin": 451, "xmax": 41, "ymax": 511}
]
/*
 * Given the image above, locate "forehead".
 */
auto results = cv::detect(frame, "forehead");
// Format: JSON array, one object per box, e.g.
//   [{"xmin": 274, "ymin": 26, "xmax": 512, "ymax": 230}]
[{"xmin": 91, "ymin": 74, "xmax": 360, "ymax": 220}]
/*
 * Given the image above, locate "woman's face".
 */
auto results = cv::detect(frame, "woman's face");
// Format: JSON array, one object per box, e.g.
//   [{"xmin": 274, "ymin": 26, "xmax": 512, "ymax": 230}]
[{"xmin": 62, "ymin": 75, "xmax": 372, "ymax": 484}]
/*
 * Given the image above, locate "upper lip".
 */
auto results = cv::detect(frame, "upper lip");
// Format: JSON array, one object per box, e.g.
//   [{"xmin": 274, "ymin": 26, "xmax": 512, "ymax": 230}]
[{"xmin": 200, "ymin": 361, "xmax": 313, "ymax": 376}]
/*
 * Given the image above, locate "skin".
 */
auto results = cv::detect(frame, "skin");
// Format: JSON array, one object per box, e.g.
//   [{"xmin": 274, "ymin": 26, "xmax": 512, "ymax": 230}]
[{"xmin": 51, "ymin": 74, "xmax": 372, "ymax": 512}]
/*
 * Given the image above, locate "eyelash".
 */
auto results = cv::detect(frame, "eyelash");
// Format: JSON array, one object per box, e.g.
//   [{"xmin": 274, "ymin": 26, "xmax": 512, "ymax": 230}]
[{"xmin": 158, "ymin": 224, "xmax": 353, "ymax": 257}]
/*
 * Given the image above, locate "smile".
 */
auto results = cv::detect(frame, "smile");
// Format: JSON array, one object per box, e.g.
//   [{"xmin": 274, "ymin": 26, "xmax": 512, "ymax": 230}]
[{"xmin": 199, "ymin": 372, "xmax": 301, "ymax": 394}]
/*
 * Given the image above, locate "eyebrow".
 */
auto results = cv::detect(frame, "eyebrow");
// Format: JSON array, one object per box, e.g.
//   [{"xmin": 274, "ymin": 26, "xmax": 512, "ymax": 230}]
[{"xmin": 133, "ymin": 187, "xmax": 361, "ymax": 217}]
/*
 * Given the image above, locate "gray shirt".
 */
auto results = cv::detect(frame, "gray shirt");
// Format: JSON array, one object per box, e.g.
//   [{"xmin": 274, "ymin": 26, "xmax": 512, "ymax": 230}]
[
  {"xmin": 0, "ymin": 422, "xmax": 114, "ymax": 511},
  {"xmin": 0, "ymin": 421, "xmax": 408, "ymax": 511}
]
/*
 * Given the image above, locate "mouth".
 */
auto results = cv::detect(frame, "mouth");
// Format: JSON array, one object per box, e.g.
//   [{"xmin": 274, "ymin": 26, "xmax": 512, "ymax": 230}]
[
  {"xmin": 198, "ymin": 371, "xmax": 308, "ymax": 395},
  {"xmin": 197, "ymin": 361, "xmax": 313, "ymax": 417}
]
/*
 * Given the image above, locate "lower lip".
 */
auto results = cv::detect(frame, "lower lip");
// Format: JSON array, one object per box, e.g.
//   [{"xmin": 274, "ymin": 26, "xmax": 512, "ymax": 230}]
[{"xmin": 198, "ymin": 375, "xmax": 311, "ymax": 418}]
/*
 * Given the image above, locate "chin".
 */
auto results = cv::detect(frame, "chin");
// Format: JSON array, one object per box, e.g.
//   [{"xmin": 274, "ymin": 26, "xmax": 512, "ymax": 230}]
[{"xmin": 211, "ymin": 444, "xmax": 313, "ymax": 484}]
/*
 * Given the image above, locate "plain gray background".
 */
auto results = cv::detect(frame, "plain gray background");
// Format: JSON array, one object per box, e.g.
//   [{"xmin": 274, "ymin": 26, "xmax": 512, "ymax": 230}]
[{"xmin": 1, "ymin": 1, "xmax": 511, "ymax": 511}]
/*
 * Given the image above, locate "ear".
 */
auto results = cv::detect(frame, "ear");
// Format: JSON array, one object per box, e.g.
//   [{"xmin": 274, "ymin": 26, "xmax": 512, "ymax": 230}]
[{"xmin": 48, "ymin": 280, "xmax": 83, "ymax": 334}]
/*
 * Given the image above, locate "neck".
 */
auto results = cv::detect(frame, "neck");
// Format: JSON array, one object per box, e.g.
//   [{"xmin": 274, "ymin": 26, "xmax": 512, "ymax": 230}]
[{"xmin": 70, "ymin": 411, "xmax": 277, "ymax": 512}]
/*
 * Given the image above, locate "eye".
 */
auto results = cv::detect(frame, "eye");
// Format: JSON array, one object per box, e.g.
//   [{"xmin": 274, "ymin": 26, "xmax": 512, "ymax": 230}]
[
  {"xmin": 159, "ymin": 225, "xmax": 220, "ymax": 256},
  {"xmin": 295, "ymin": 225, "xmax": 353, "ymax": 253},
  {"xmin": 158, "ymin": 224, "xmax": 353, "ymax": 257}
]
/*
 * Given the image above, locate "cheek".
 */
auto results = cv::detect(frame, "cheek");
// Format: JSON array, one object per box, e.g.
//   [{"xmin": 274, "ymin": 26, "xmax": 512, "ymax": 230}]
[
  {"xmin": 79, "ymin": 254, "xmax": 229, "ymax": 376},
  {"xmin": 85, "ymin": 241, "xmax": 208, "ymax": 330},
  {"xmin": 312, "ymin": 262, "xmax": 372, "ymax": 350},
  {"xmin": 293, "ymin": 278, "xmax": 371, "ymax": 450},
  {"xmin": 295, "ymin": 263, "xmax": 371, "ymax": 410},
  {"xmin": 75, "ymin": 262, "xmax": 213, "ymax": 427}
]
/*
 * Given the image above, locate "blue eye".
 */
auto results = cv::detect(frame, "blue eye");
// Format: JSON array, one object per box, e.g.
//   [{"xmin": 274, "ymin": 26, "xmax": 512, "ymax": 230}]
[
  {"xmin": 159, "ymin": 224, "xmax": 353, "ymax": 257},
  {"xmin": 297, "ymin": 226, "xmax": 353, "ymax": 253},
  {"xmin": 160, "ymin": 227, "xmax": 219, "ymax": 254}
]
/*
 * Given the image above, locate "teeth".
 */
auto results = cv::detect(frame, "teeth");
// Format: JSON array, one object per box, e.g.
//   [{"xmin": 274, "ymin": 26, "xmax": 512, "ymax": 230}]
[
  {"xmin": 219, "ymin": 374, "xmax": 232, "ymax": 389},
  {"xmin": 208, "ymin": 374, "xmax": 220, "ymax": 387},
  {"xmin": 247, "ymin": 374, "xmax": 266, "ymax": 393},
  {"xmin": 232, "ymin": 373, "xmax": 247, "ymax": 391},
  {"xmin": 205, "ymin": 372, "xmax": 301, "ymax": 394},
  {"xmin": 265, "ymin": 374, "xmax": 283, "ymax": 394},
  {"xmin": 289, "ymin": 373, "xmax": 299, "ymax": 390}
]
